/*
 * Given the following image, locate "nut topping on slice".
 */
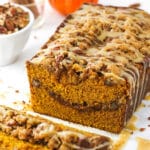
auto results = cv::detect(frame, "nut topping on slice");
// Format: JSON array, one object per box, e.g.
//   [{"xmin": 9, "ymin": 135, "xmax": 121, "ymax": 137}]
[{"xmin": 0, "ymin": 105, "xmax": 112, "ymax": 149}]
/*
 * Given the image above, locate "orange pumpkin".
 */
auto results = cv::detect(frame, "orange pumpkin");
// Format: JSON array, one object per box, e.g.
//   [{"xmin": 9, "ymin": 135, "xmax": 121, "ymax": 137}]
[
  {"xmin": 49, "ymin": 0, "xmax": 98, "ymax": 15},
  {"xmin": 84, "ymin": 0, "xmax": 98, "ymax": 4}
]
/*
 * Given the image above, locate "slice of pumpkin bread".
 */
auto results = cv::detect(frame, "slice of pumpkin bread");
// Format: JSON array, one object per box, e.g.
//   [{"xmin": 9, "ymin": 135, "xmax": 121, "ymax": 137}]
[{"xmin": 0, "ymin": 105, "xmax": 112, "ymax": 149}]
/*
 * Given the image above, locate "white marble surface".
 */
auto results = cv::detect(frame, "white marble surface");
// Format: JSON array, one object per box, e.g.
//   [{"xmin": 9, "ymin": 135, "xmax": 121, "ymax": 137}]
[{"xmin": 0, "ymin": 0, "xmax": 150, "ymax": 149}]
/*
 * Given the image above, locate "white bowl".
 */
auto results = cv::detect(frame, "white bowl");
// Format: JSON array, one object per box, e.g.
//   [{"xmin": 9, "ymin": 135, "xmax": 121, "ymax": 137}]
[{"xmin": 0, "ymin": 3, "xmax": 34, "ymax": 66}]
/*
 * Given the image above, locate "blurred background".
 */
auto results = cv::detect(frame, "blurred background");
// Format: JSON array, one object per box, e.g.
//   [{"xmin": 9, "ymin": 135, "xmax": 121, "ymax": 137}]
[{"xmin": 0, "ymin": 0, "xmax": 150, "ymax": 29}]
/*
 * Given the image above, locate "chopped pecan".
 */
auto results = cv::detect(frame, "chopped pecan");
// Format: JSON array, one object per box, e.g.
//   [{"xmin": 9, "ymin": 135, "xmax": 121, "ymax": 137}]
[
  {"xmin": 48, "ymin": 135, "xmax": 62, "ymax": 149},
  {"xmin": 110, "ymin": 101, "xmax": 119, "ymax": 110},
  {"xmin": 15, "ymin": 115, "xmax": 27, "ymax": 125},
  {"xmin": 5, "ymin": 19, "xmax": 15, "ymax": 31},
  {"xmin": 0, "ymin": 3, "xmax": 29, "ymax": 34},
  {"xmin": 104, "ymin": 78, "xmax": 116, "ymax": 86},
  {"xmin": 79, "ymin": 138, "xmax": 91, "ymax": 148},
  {"xmin": 6, "ymin": 118, "xmax": 17, "ymax": 126},
  {"xmin": 18, "ymin": 127, "xmax": 32, "ymax": 140},
  {"xmin": 9, "ymin": 7, "xmax": 17, "ymax": 16},
  {"xmin": 73, "ymin": 49, "xmax": 85, "ymax": 55},
  {"xmin": 32, "ymin": 79, "xmax": 41, "ymax": 88},
  {"xmin": 0, "ymin": 25, "xmax": 7, "ymax": 33}
]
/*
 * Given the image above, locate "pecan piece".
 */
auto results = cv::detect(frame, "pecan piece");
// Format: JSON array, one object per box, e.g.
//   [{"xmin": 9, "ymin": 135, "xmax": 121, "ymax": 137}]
[
  {"xmin": 32, "ymin": 79, "xmax": 41, "ymax": 88},
  {"xmin": 0, "ymin": 25, "xmax": 7, "ymax": 33},
  {"xmin": 5, "ymin": 19, "xmax": 15, "ymax": 31},
  {"xmin": 73, "ymin": 49, "xmax": 85, "ymax": 55},
  {"xmin": 79, "ymin": 138, "xmax": 91, "ymax": 148},
  {"xmin": 15, "ymin": 115, "xmax": 27, "ymax": 125},
  {"xmin": 104, "ymin": 78, "xmax": 116, "ymax": 86},
  {"xmin": 110, "ymin": 101, "xmax": 119, "ymax": 110},
  {"xmin": 9, "ymin": 7, "xmax": 17, "ymax": 16},
  {"xmin": 48, "ymin": 135, "xmax": 62, "ymax": 149}
]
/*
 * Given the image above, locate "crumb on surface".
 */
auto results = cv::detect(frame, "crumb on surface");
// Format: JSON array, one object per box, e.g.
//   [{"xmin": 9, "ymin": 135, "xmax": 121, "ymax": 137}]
[
  {"xmin": 15, "ymin": 90, "xmax": 19, "ymax": 93},
  {"xmin": 139, "ymin": 128, "xmax": 145, "ymax": 132}
]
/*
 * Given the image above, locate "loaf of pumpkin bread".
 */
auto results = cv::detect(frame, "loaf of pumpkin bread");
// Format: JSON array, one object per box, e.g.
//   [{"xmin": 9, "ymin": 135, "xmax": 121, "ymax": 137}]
[
  {"xmin": 0, "ymin": 105, "xmax": 112, "ymax": 150},
  {"xmin": 26, "ymin": 4, "xmax": 150, "ymax": 133}
]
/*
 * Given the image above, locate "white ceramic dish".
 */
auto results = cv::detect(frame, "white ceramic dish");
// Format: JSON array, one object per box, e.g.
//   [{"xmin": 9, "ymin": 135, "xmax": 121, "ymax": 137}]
[{"xmin": 0, "ymin": 3, "xmax": 34, "ymax": 66}]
